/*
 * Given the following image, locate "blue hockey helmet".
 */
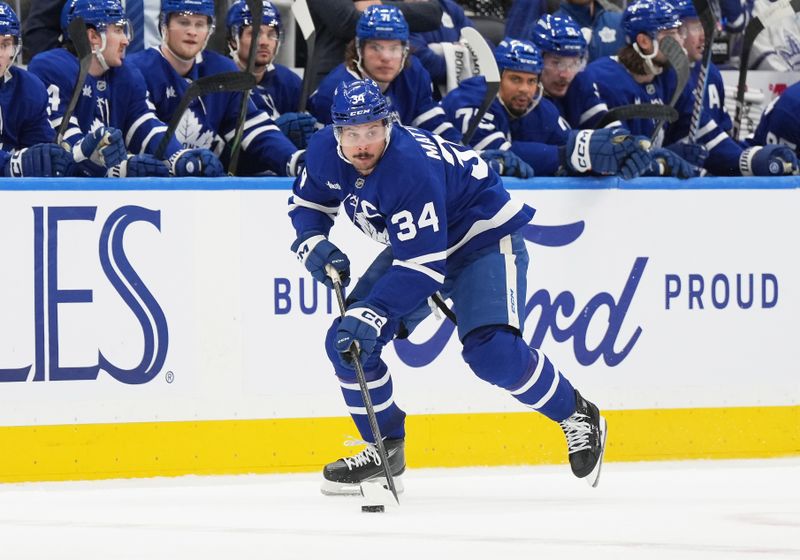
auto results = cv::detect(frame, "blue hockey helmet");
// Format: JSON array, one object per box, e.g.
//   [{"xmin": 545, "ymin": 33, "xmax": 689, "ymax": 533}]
[
  {"xmin": 669, "ymin": 0, "xmax": 698, "ymax": 20},
  {"xmin": 530, "ymin": 14, "xmax": 587, "ymax": 57},
  {"xmin": 622, "ymin": 0, "xmax": 681, "ymax": 44},
  {"xmin": 331, "ymin": 79, "xmax": 392, "ymax": 127},
  {"xmin": 226, "ymin": 0, "xmax": 282, "ymax": 37},
  {"xmin": 494, "ymin": 38, "xmax": 543, "ymax": 75},
  {"xmin": 0, "ymin": 2, "xmax": 20, "ymax": 39},
  {"xmin": 60, "ymin": 0, "xmax": 128, "ymax": 40},
  {"xmin": 160, "ymin": 0, "xmax": 215, "ymax": 26},
  {"xmin": 356, "ymin": 5, "xmax": 409, "ymax": 43}
]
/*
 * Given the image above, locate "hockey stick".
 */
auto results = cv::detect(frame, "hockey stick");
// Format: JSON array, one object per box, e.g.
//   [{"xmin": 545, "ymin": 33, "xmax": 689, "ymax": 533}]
[
  {"xmin": 292, "ymin": 0, "xmax": 316, "ymax": 113},
  {"xmin": 650, "ymin": 35, "xmax": 690, "ymax": 144},
  {"xmin": 228, "ymin": 0, "xmax": 263, "ymax": 176},
  {"xmin": 688, "ymin": 0, "xmax": 718, "ymax": 140},
  {"xmin": 154, "ymin": 71, "xmax": 257, "ymax": 160},
  {"xmin": 56, "ymin": 17, "xmax": 91, "ymax": 146},
  {"xmin": 732, "ymin": 0, "xmax": 800, "ymax": 140},
  {"xmin": 460, "ymin": 27, "xmax": 501, "ymax": 145},
  {"xmin": 594, "ymin": 104, "xmax": 678, "ymax": 129},
  {"xmin": 327, "ymin": 266, "xmax": 400, "ymax": 506}
]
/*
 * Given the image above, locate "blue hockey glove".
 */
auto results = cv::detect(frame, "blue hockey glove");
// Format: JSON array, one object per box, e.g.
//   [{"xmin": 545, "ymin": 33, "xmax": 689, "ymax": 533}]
[
  {"xmin": 3, "ymin": 144, "xmax": 73, "ymax": 177},
  {"xmin": 286, "ymin": 149, "xmax": 306, "ymax": 177},
  {"xmin": 740, "ymin": 144, "xmax": 799, "ymax": 176},
  {"xmin": 664, "ymin": 141, "xmax": 708, "ymax": 167},
  {"xmin": 647, "ymin": 148, "xmax": 701, "ymax": 179},
  {"xmin": 334, "ymin": 304, "xmax": 388, "ymax": 367},
  {"xmin": 566, "ymin": 128, "xmax": 652, "ymax": 179},
  {"xmin": 73, "ymin": 127, "xmax": 126, "ymax": 169},
  {"xmin": 107, "ymin": 154, "xmax": 170, "ymax": 177},
  {"xmin": 275, "ymin": 112, "xmax": 318, "ymax": 149},
  {"xmin": 480, "ymin": 149, "xmax": 535, "ymax": 178},
  {"xmin": 168, "ymin": 148, "xmax": 225, "ymax": 177},
  {"xmin": 291, "ymin": 231, "xmax": 351, "ymax": 289}
]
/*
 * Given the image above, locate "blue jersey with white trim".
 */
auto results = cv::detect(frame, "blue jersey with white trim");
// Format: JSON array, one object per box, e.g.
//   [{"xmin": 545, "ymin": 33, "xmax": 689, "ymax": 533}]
[
  {"xmin": 665, "ymin": 61, "xmax": 744, "ymax": 175},
  {"xmin": 28, "ymin": 48, "xmax": 179, "ymax": 157},
  {"xmin": 0, "ymin": 66, "xmax": 54, "ymax": 155},
  {"xmin": 251, "ymin": 63, "xmax": 303, "ymax": 118},
  {"xmin": 441, "ymin": 76, "xmax": 570, "ymax": 175},
  {"xmin": 563, "ymin": 56, "xmax": 668, "ymax": 140},
  {"xmin": 288, "ymin": 124, "xmax": 534, "ymax": 319},
  {"xmin": 127, "ymin": 48, "xmax": 296, "ymax": 175},
  {"xmin": 307, "ymin": 59, "xmax": 461, "ymax": 144},
  {"xmin": 752, "ymin": 81, "xmax": 800, "ymax": 154}
]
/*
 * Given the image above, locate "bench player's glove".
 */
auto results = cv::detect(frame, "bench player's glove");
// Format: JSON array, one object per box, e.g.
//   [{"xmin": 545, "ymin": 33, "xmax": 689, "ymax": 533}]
[
  {"xmin": 3, "ymin": 143, "xmax": 73, "ymax": 177},
  {"xmin": 168, "ymin": 148, "xmax": 224, "ymax": 177},
  {"xmin": 334, "ymin": 303, "xmax": 388, "ymax": 367},
  {"xmin": 275, "ymin": 112, "xmax": 318, "ymax": 149},
  {"xmin": 480, "ymin": 149, "xmax": 535, "ymax": 178},
  {"xmin": 73, "ymin": 126, "xmax": 126, "ymax": 169},
  {"xmin": 664, "ymin": 141, "xmax": 708, "ymax": 168},
  {"xmin": 740, "ymin": 144, "xmax": 799, "ymax": 176},
  {"xmin": 646, "ymin": 148, "xmax": 701, "ymax": 179},
  {"xmin": 565, "ymin": 128, "xmax": 652, "ymax": 179},
  {"xmin": 291, "ymin": 231, "xmax": 350, "ymax": 289},
  {"xmin": 107, "ymin": 154, "xmax": 170, "ymax": 177}
]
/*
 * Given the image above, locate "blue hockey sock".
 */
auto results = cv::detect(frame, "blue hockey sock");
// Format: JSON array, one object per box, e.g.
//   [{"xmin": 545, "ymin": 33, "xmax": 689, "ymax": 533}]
[
  {"xmin": 337, "ymin": 363, "xmax": 406, "ymax": 441},
  {"xmin": 509, "ymin": 348, "xmax": 576, "ymax": 421}
]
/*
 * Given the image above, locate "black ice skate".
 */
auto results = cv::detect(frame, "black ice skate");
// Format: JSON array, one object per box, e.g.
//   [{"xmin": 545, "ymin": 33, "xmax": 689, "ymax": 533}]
[
  {"xmin": 559, "ymin": 390, "xmax": 607, "ymax": 488},
  {"xmin": 321, "ymin": 438, "xmax": 406, "ymax": 496}
]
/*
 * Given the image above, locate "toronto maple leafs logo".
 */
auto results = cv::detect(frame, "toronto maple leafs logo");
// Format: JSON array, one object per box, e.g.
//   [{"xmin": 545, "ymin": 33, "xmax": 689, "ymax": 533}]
[
  {"xmin": 175, "ymin": 108, "xmax": 218, "ymax": 151},
  {"xmin": 777, "ymin": 33, "xmax": 800, "ymax": 71},
  {"xmin": 166, "ymin": 86, "xmax": 176, "ymax": 99},
  {"xmin": 354, "ymin": 211, "xmax": 389, "ymax": 245},
  {"xmin": 82, "ymin": 84, "xmax": 92, "ymax": 97}
]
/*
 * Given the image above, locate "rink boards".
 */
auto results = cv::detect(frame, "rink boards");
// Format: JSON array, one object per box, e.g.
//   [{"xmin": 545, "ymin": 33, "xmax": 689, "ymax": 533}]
[{"xmin": 0, "ymin": 176, "xmax": 797, "ymax": 482}]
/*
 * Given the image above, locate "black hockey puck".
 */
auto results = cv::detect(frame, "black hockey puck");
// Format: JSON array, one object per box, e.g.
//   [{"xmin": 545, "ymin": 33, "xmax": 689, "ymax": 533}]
[{"xmin": 361, "ymin": 505, "xmax": 385, "ymax": 513}]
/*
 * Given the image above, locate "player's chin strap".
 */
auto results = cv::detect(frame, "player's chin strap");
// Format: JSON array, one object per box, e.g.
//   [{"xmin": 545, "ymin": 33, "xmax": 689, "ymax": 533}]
[
  {"xmin": 497, "ymin": 87, "xmax": 543, "ymax": 118},
  {"xmin": 0, "ymin": 39, "xmax": 21, "ymax": 79},
  {"xmin": 93, "ymin": 31, "xmax": 111, "ymax": 72},
  {"xmin": 633, "ymin": 38, "xmax": 663, "ymax": 76},
  {"xmin": 230, "ymin": 29, "xmax": 281, "ymax": 75}
]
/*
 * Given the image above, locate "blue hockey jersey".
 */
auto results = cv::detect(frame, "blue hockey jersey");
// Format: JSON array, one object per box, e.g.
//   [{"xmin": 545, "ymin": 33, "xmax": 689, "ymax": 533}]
[
  {"xmin": 288, "ymin": 124, "xmax": 534, "ymax": 320},
  {"xmin": 441, "ymin": 76, "xmax": 570, "ymax": 175},
  {"xmin": 554, "ymin": 2, "xmax": 625, "ymax": 62},
  {"xmin": 128, "ymin": 48, "xmax": 296, "ymax": 176},
  {"xmin": 752, "ymin": 81, "xmax": 800, "ymax": 154},
  {"xmin": 0, "ymin": 66, "xmax": 54, "ymax": 157},
  {"xmin": 307, "ymin": 59, "xmax": 461, "ymax": 144},
  {"xmin": 251, "ymin": 63, "xmax": 303, "ymax": 118},
  {"xmin": 409, "ymin": 0, "xmax": 474, "ymax": 90},
  {"xmin": 28, "ymin": 48, "xmax": 181, "ymax": 157}
]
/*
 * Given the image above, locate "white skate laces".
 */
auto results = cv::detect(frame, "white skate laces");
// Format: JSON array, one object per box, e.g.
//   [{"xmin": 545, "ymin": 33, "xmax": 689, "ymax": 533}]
[
  {"xmin": 342, "ymin": 438, "xmax": 383, "ymax": 470},
  {"xmin": 559, "ymin": 412, "xmax": 593, "ymax": 454}
]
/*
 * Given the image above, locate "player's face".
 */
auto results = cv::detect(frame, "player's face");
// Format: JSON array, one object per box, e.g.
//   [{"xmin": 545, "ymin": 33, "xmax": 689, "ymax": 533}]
[
  {"xmin": 165, "ymin": 13, "xmax": 211, "ymax": 59},
  {"xmin": 540, "ymin": 53, "xmax": 585, "ymax": 98},
  {"xmin": 101, "ymin": 24, "xmax": 130, "ymax": 67},
  {"xmin": 338, "ymin": 121, "xmax": 387, "ymax": 175},
  {"xmin": 360, "ymin": 39, "xmax": 405, "ymax": 84},
  {"xmin": 238, "ymin": 24, "xmax": 280, "ymax": 68},
  {"xmin": 499, "ymin": 70, "xmax": 539, "ymax": 116},
  {"xmin": 0, "ymin": 35, "xmax": 17, "ymax": 75},
  {"xmin": 679, "ymin": 18, "xmax": 705, "ymax": 62}
]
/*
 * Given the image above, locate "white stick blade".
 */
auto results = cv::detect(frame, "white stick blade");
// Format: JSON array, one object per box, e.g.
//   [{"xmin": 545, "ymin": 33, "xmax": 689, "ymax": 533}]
[
  {"xmin": 292, "ymin": 0, "xmax": 315, "ymax": 42},
  {"xmin": 361, "ymin": 479, "xmax": 399, "ymax": 507},
  {"xmin": 460, "ymin": 27, "xmax": 500, "ymax": 84}
]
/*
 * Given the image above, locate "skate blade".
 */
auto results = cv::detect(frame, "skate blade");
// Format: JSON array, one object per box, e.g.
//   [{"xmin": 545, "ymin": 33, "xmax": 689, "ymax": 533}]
[
  {"xmin": 321, "ymin": 475, "xmax": 404, "ymax": 497},
  {"xmin": 585, "ymin": 416, "xmax": 607, "ymax": 488}
]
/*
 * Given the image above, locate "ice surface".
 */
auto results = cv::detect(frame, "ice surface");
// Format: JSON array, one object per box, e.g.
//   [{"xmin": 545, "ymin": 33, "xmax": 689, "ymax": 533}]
[{"xmin": 0, "ymin": 458, "xmax": 797, "ymax": 559}]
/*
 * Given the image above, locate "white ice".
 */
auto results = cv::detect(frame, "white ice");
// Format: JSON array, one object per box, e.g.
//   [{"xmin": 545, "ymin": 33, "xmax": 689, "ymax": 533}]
[{"xmin": 0, "ymin": 458, "xmax": 797, "ymax": 559}]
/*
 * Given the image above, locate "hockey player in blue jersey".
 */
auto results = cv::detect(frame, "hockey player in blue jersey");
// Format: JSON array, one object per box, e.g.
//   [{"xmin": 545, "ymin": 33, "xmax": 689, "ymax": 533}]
[
  {"xmin": 289, "ymin": 78, "xmax": 608, "ymax": 494},
  {"xmin": 29, "ymin": 0, "xmax": 220, "ymax": 177},
  {"xmin": 442, "ymin": 37, "xmax": 653, "ymax": 178},
  {"xmin": 307, "ymin": 5, "xmax": 461, "ymax": 145},
  {"xmin": 128, "ymin": 0, "xmax": 303, "ymax": 176},
  {"xmin": 554, "ymin": 0, "xmax": 625, "ymax": 61},
  {"xmin": 752, "ymin": 81, "xmax": 800, "ymax": 154},
  {"xmin": 562, "ymin": 0, "xmax": 705, "ymax": 178},
  {"xmin": 664, "ymin": 0, "xmax": 798, "ymax": 176},
  {"xmin": 225, "ymin": 0, "xmax": 317, "ymax": 150},
  {"xmin": 0, "ymin": 2, "xmax": 72, "ymax": 177},
  {"xmin": 530, "ymin": 14, "xmax": 588, "ymax": 117}
]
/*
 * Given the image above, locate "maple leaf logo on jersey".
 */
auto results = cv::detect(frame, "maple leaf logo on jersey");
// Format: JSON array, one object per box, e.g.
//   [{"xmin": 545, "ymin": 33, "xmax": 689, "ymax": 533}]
[
  {"xmin": 175, "ymin": 108, "xmax": 216, "ymax": 150},
  {"xmin": 82, "ymin": 84, "xmax": 92, "ymax": 97},
  {"xmin": 354, "ymin": 212, "xmax": 389, "ymax": 244},
  {"xmin": 777, "ymin": 34, "xmax": 800, "ymax": 71},
  {"xmin": 166, "ymin": 86, "xmax": 176, "ymax": 99}
]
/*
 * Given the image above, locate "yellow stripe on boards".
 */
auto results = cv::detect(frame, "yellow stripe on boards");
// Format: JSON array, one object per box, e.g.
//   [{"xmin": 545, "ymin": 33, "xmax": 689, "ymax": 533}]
[{"xmin": 0, "ymin": 406, "xmax": 797, "ymax": 483}]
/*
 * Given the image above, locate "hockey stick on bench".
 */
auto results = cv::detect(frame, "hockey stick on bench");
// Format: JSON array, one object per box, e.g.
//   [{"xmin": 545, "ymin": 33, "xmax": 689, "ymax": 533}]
[
  {"xmin": 732, "ymin": 0, "xmax": 800, "ymax": 140},
  {"xmin": 688, "ymin": 0, "xmax": 718, "ymax": 140},
  {"xmin": 594, "ymin": 104, "xmax": 679, "ymax": 129},
  {"xmin": 154, "ymin": 71, "xmax": 257, "ymax": 160},
  {"xmin": 328, "ymin": 266, "xmax": 400, "ymax": 506},
  {"xmin": 460, "ymin": 27, "xmax": 501, "ymax": 145},
  {"xmin": 56, "ymin": 17, "xmax": 91, "ymax": 146},
  {"xmin": 228, "ymin": 0, "xmax": 263, "ymax": 176},
  {"xmin": 650, "ymin": 35, "xmax": 690, "ymax": 144},
  {"xmin": 293, "ymin": 0, "xmax": 316, "ymax": 113}
]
